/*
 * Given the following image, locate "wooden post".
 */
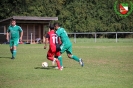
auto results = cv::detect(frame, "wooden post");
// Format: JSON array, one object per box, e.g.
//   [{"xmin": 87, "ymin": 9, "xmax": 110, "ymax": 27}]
[
  {"xmin": 74, "ymin": 33, "xmax": 76, "ymax": 43},
  {"xmin": 4, "ymin": 26, "xmax": 6, "ymax": 35},
  {"xmin": 27, "ymin": 25, "xmax": 28, "ymax": 43},
  {"xmin": 116, "ymin": 32, "xmax": 117, "ymax": 43},
  {"xmin": 39, "ymin": 25, "xmax": 41, "ymax": 38},
  {"xmin": 43, "ymin": 25, "xmax": 45, "ymax": 43},
  {"xmin": 31, "ymin": 33, "xmax": 32, "ymax": 44},
  {"xmin": 33, "ymin": 25, "xmax": 35, "ymax": 43},
  {"xmin": 95, "ymin": 32, "xmax": 97, "ymax": 43}
]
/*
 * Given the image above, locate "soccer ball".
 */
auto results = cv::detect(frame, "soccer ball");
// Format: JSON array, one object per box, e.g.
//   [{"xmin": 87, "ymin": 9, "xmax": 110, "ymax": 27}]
[{"xmin": 42, "ymin": 62, "xmax": 48, "ymax": 68}]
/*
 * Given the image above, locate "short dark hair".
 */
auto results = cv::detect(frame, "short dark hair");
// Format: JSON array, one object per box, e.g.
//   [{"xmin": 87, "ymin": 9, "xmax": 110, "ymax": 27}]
[
  {"xmin": 49, "ymin": 24, "xmax": 54, "ymax": 30},
  {"xmin": 11, "ymin": 19, "xmax": 16, "ymax": 22},
  {"xmin": 54, "ymin": 22, "xmax": 60, "ymax": 27}
]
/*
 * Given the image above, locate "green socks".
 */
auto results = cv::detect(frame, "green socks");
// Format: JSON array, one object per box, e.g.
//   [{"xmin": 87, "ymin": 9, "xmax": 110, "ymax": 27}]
[
  {"xmin": 58, "ymin": 56, "xmax": 63, "ymax": 67},
  {"xmin": 58, "ymin": 55, "xmax": 80, "ymax": 67},
  {"xmin": 12, "ymin": 50, "xmax": 17, "ymax": 58},
  {"xmin": 71, "ymin": 55, "xmax": 80, "ymax": 62}
]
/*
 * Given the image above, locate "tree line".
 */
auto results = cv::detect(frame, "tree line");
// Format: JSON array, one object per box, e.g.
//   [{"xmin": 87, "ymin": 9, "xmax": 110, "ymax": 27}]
[{"xmin": 0, "ymin": 0, "xmax": 133, "ymax": 32}]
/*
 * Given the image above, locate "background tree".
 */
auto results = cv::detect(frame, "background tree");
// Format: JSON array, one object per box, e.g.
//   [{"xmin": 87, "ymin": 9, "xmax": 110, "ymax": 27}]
[{"xmin": 0, "ymin": 0, "xmax": 133, "ymax": 33}]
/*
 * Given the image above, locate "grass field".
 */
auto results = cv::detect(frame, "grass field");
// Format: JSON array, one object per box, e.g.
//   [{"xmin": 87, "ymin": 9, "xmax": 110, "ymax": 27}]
[{"xmin": 0, "ymin": 41, "xmax": 133, "ymax": 88}]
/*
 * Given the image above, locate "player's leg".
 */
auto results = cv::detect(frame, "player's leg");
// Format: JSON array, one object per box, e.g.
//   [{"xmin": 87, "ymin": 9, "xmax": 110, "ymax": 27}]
[
  {"xmin": 47, "ymin": 49, "xmax": 62, "ymax": 70},
  {"xmin": 10, "ymin": 47, "xmax": 13, "ymax": 55},
  {"xmin": 58, "ymin": 55, "xmax": 63, "ymax": 67},
  {"xmin": 55, "ymin": 52, "xmax": 63, "ymax": 70},
  {"xmin": 47, "ymin": 48, "xmax": 57, "ymax": 64},
  {"xmin": 9, "ymin": 40, "xmax": 14, "ymax": 59},
  {"xmin": 68, "ymin": 54, "xmax": 79, "ymax": 61},
  {"xmin": 47, "ymin": 49, "xmax": 54, "ymax": 61},
  {"xmin": 66, "ymin": 45, "xmax": 84, "ymax": 67},
  {"xmin": 12, "ymin": 39, "xmax": 19, "ymax": 59},
  {"xmin": 57, "ymin": 44, "xmax": 66, "ymax": 67},
  {"xmin": 12, "ymin": 46, "xmax": 17, "ymax": 59},
  {"xmin": 10, "ymin": 46, "xmax": 13, "ymax": 59},
  {"xmin": 55, "ymin": 43, "xmax": 63, "ymax": 67},
  {"xmin": 54, "ymin": 56, "xmax": 62, "ymax": 70},
  {"xmin": 9, "ymin": 40, "xmax": 13, "ymax": 54}
]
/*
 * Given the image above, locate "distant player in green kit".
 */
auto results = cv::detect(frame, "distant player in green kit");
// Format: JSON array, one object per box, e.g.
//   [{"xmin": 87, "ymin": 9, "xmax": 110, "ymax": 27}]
[
  {"xmin": 6, "ymin": 19, "xmax": 23, "ymax": 59},
  {"xmin": 54, "ymin": 22, "xmax": 84, "ymax": 69}
]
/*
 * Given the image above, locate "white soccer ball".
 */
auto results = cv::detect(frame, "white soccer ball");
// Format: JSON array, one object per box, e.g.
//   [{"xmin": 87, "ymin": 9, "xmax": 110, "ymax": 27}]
[{"xmin": 42, "ymin": 62, "xmax": 48, "ymax": 68}]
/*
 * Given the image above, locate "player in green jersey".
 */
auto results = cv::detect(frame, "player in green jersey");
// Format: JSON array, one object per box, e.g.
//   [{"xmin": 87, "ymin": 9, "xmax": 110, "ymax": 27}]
[
  {"xmin": 6, "ymin": 19, "xmax": 23, "ymax": 59},
  {"xmin": 54, "ymin": 22, "xmax": 84, "ymax": 68}
]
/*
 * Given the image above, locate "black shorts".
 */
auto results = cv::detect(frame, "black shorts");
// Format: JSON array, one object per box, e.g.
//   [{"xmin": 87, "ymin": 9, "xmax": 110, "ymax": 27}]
[{"xmin": 56, "ymin": 44, "xmax": 61, "ymax": 52}]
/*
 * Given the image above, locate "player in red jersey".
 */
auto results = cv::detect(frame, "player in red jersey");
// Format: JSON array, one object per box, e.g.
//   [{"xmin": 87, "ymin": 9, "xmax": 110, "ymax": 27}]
[{"xmin": 44, "ymin": 24, "xmax": 62, "ymax": 70}]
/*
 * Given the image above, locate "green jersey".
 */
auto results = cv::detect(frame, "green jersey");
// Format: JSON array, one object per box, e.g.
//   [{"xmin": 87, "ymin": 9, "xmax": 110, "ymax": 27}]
[
  {"xmin": 56, "ymin": 27, "xmax": 71, "ymax": 45},
  {"xmin": 7, "ymin": 25, "xmax": 22, "ymax": 39}
]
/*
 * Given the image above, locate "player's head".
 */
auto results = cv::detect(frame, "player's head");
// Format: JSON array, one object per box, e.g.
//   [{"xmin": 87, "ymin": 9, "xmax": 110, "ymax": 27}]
[
  {"xmin": 54, "ymin": 22, "xmax": 60, "ymax": 30},
  {"xmin": 49, "ymin": 24, "xmax": 54, "ymax": 30},
  {"xmin": 10, "ymin": 19, "xmax": 16, "ymax": 26}
]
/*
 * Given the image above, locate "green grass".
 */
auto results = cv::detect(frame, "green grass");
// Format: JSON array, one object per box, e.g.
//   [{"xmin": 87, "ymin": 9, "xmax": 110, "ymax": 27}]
[
  {"xmin": 0, "ymin": 41, "xmax": 133, "ymax": 88},
  {"xmin": 70, "ymin": 38, "xmax": 133, "ymax": 43}
]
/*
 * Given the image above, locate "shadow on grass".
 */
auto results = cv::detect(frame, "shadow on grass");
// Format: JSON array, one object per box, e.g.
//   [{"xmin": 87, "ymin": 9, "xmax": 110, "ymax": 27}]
[
  {"xmin": 34, "ymin": 66, "xmax": 66, "ymax": 70},
  {"xmin": 34, "ymin": 66, "xmax": 57, "ymax": 70},
  {"xmin": 0, "ymin": 57, "xmax": 11, "ymax": 59}
]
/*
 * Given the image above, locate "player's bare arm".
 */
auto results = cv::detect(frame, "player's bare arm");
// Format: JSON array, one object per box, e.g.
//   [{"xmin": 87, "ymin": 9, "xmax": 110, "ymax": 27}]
[
  {"xmin": 44, "ymin": 38, "xmax": 48, "ymax": 49},
  {"xmin": 20, "ymin": 31, "xmax": 23, "ymax": 42},
  {"xmin": 58, "ymin": 37, "xmax": 62, "ymax": 45},
  {"xmin": 6, "ymin": 32, "xmax": 9, "ymax": 41}
]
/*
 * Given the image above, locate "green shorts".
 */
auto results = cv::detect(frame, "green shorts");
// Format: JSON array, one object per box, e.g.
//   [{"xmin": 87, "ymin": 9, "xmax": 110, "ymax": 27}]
[
  {"xmin": 9, "ymin": 39, "xmax": 19, "ymax": 47},
  {"xmin": 60, "ymin": 43, "xmax": 72, "ymax": 54}
]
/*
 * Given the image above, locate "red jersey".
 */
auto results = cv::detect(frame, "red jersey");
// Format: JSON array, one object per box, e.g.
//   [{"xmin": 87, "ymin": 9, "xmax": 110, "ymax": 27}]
[{"xmin": 46, "ymin": 30, "xmax": 59, "ymax": 51}]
